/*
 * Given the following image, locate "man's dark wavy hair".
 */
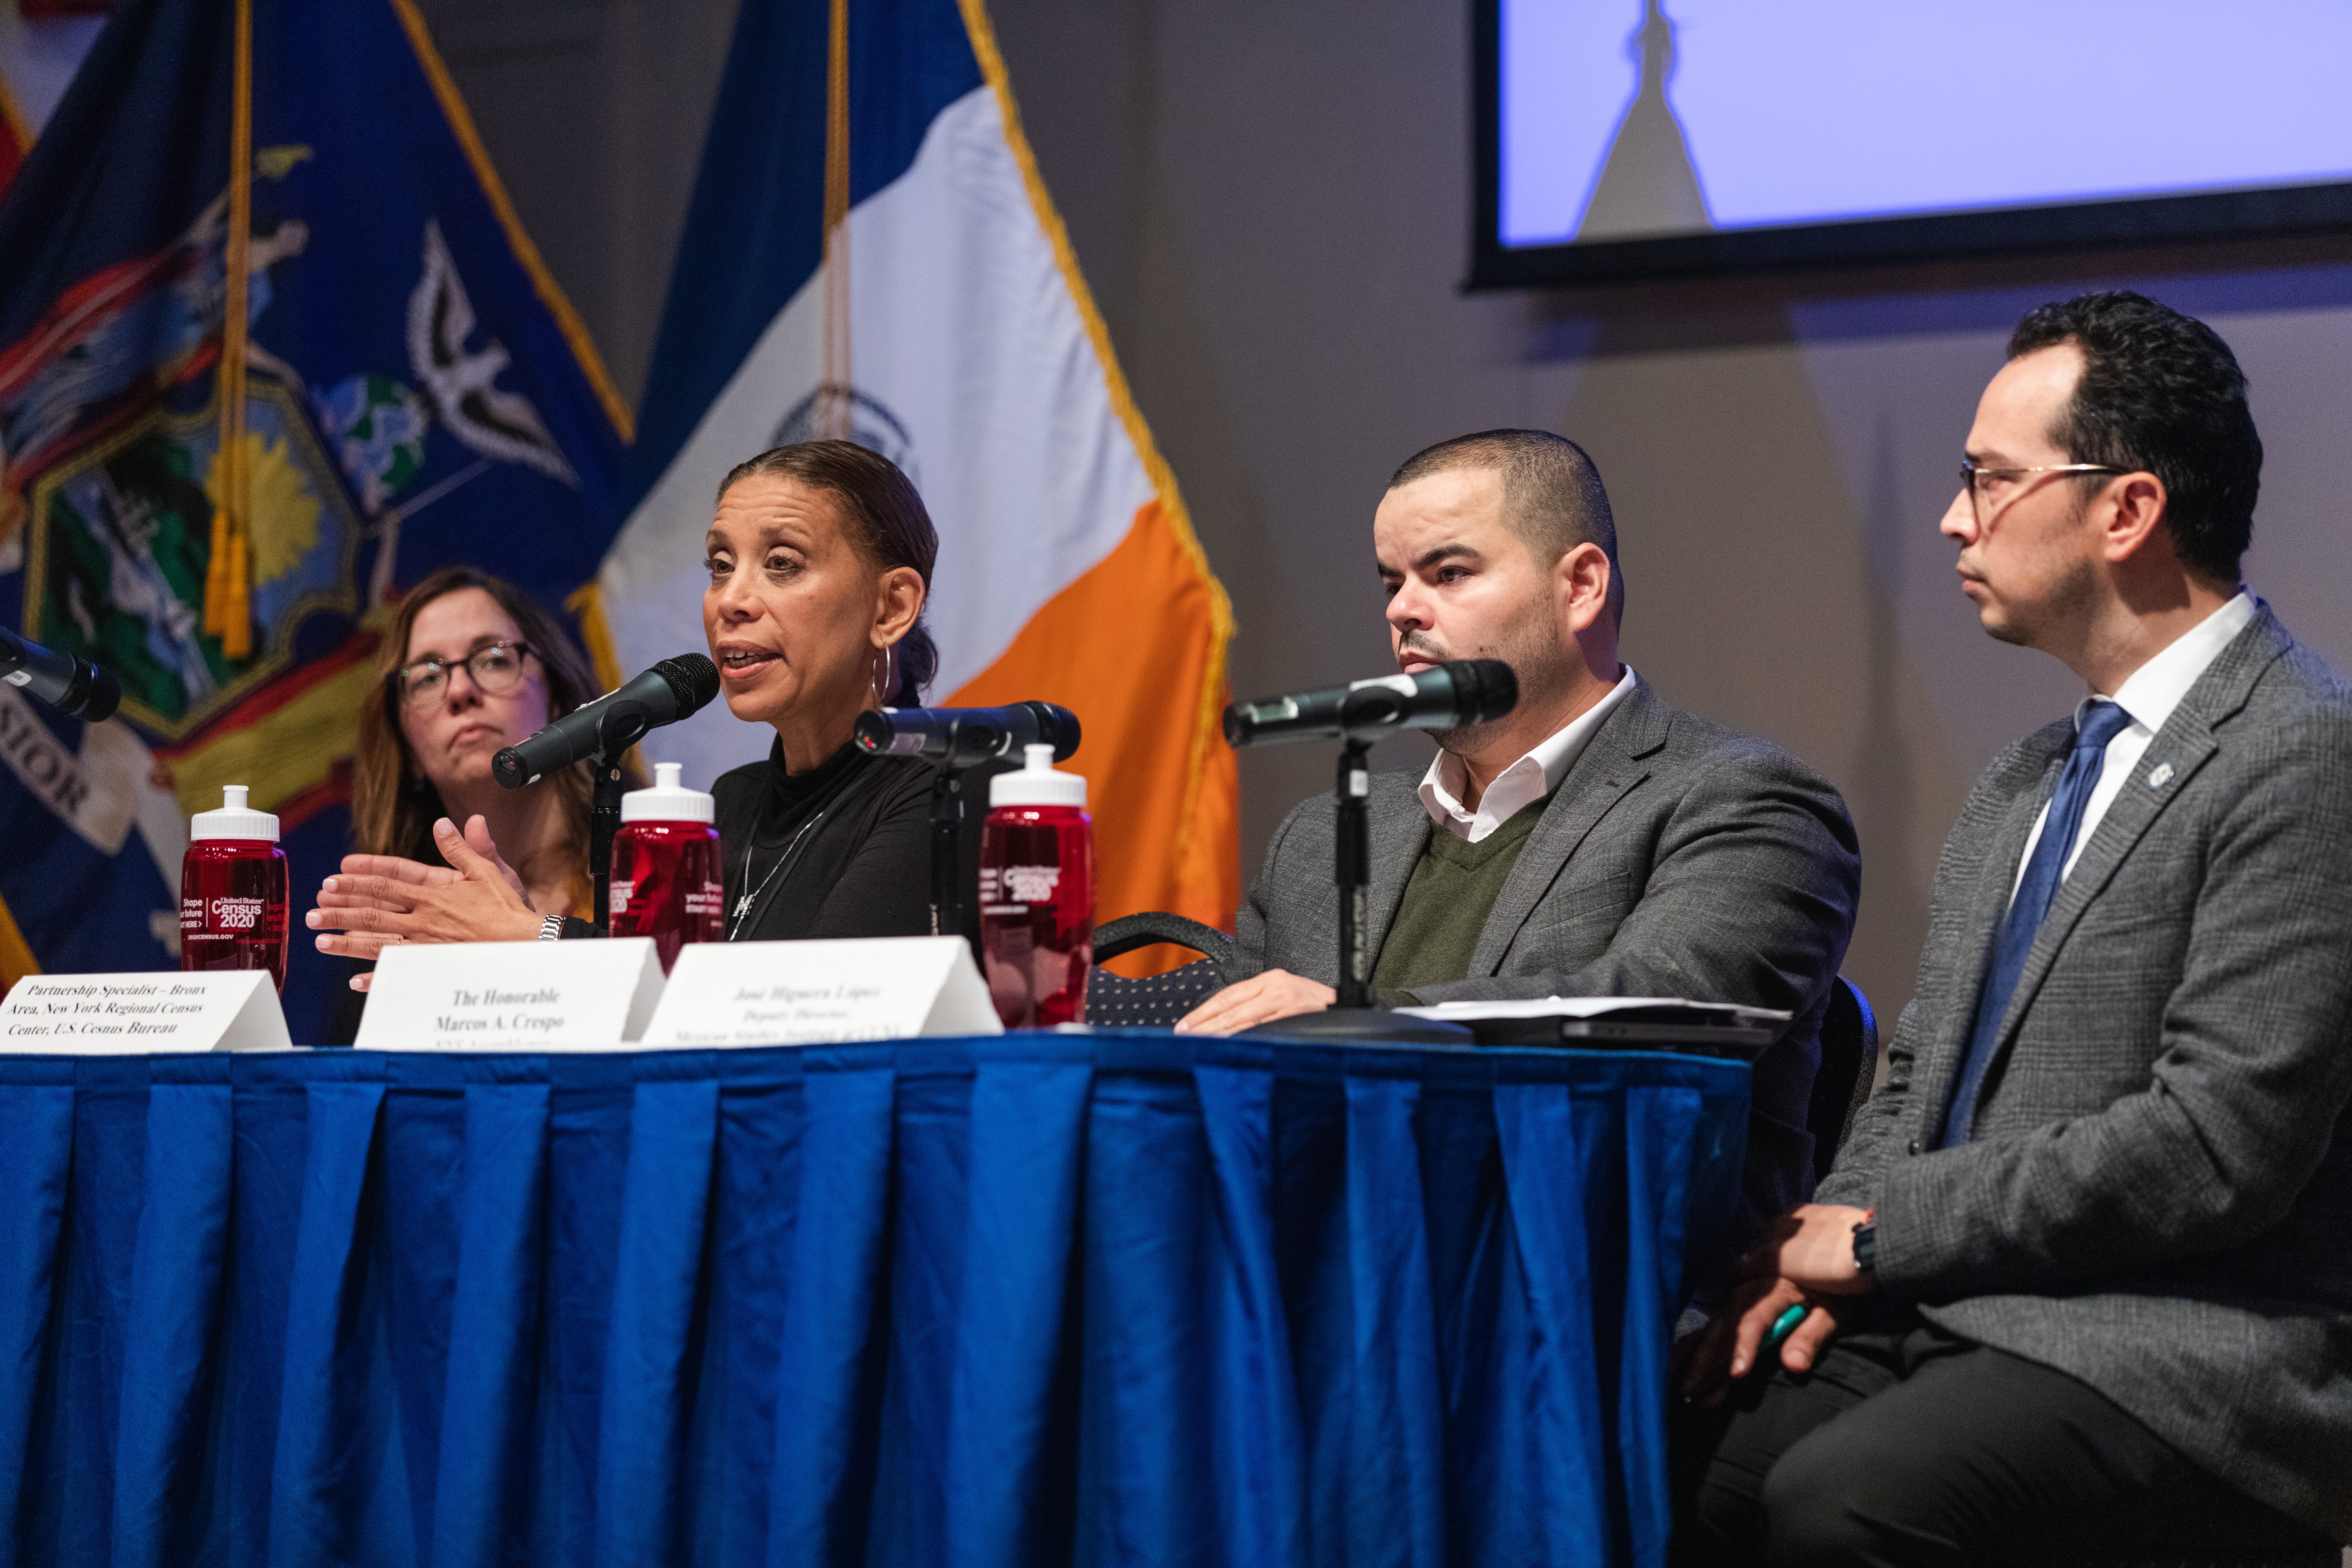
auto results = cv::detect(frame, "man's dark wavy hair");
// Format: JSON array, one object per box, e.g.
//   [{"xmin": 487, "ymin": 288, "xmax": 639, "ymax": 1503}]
[{"xmin": 2006, "ymin": 291, "xmax": 2261, "ymax": 582}]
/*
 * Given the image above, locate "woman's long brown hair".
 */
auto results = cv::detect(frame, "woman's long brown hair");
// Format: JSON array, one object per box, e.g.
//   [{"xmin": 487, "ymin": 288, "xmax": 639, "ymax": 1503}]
[{"xmin": 351, "ymin": 567, "xmax": 605, "ymax": 906}]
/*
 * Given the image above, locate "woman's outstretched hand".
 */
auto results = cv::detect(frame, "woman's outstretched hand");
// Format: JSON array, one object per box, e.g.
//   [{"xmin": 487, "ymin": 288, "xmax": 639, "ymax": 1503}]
[
  {"xmin": 333, "ymin": 816, "xmax": 530, "ymax": 902},
  {"xmin": 309, "ymin": 817, "xmax": 543, "ymax": 988}
]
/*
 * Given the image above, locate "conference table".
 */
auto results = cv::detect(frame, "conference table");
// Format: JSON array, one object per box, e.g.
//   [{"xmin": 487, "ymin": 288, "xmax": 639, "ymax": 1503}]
[{"xmin": 0, "ymin": 1028, "xmax": 1747, "ymax": 1568}]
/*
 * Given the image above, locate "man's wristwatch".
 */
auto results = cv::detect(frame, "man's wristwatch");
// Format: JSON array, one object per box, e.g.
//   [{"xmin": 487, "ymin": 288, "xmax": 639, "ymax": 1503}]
[
  {"xmin": 1851, "ymin": 1211, "xmax": 1878, "ymax": 1276},
  {"xmin": 539, "ymin": 914, "xmax": 565, "ymax": 942}
]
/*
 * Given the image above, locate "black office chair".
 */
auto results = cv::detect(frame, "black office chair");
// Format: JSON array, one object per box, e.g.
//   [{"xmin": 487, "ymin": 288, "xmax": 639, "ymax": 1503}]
[
  {"xmin": 1809, "ymin": 975, "xmax": 1879, "ymax": 1184},
  {"xmin": 1083, "ymin": 912, "xmax": 1235, "ymax": 1028}
]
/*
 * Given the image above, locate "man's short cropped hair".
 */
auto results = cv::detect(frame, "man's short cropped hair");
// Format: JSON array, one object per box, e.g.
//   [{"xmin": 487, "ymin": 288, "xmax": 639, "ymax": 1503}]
[
  {"xmin": 2007, "ymin": 291, "xmax": 2261, "ymax": 583},
  {"xmin": 1388, "ymin": 428, "xmax": 1624, "ymax": 624}
]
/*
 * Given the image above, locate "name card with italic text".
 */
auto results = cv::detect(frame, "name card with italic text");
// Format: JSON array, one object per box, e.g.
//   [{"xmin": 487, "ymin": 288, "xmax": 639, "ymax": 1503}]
[
  {"xmin": 639, "ymin": 936, "xmax": 1002, "ymax": 1046},
  {"xmin": 355, "ymin": 938, "xmax": 665, "ymax": 1051},
  {"xmin": 0, "ymin": 971, "xmax": 293, "ymax": 1053}
]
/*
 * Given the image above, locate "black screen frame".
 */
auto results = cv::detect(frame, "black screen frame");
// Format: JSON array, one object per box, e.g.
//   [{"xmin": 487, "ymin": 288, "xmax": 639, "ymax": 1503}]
[{"xmin": 1467, "ymin": 0, "xmax": 2352, "ymax": 291}]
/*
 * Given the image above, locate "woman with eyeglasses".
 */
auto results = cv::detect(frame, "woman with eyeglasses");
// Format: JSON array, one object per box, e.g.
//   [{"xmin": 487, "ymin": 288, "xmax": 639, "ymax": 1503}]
[
  {"xmin": 309, "ymin": 440, "xmax": 950, "ymax": 990},
  {"xmin": 308, "ymin": 566, "xmax": 625, "ymax": 1029}
]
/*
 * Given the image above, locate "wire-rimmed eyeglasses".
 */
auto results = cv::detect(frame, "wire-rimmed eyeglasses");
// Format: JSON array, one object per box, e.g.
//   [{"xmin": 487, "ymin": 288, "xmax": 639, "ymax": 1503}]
[
  {"xmin": 393, "ymin": 640, "xmax": 538, "ymax": 709},
  {"xmin": 1959, "ymin": 460, "xmax": 2129, "ymax": 528}
]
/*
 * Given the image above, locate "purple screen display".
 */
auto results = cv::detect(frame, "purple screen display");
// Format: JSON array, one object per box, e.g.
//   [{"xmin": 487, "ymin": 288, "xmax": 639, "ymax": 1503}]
[{"xmin": 1501, "ymin": 0, "xmax": 2352, "ymax": 248}]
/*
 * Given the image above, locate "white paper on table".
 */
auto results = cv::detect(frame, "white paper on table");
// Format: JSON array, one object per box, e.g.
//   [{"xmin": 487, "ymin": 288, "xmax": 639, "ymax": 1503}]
[
  {"xmin": 640, "ymin": 936, "xmax": 1002, "ymax": 1047},
  {"xmin": 355, "ymin": 938, "xmax": 665, "ymax": 1051},
  {"xmin": 1392, "ymin": 995, "xmax": 1791, "ymax": 1024},
  {"xmin": 0, "ymin": 970, "xmax": 294, "ymax": 1053}
]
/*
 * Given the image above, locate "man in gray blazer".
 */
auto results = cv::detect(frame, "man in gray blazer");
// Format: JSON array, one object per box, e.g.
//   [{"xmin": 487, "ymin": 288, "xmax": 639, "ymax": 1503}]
[
  {"xmin": 1178, "ymin": 428, "xmax": 1861, "ymax": 1252},
  {"xmin": 1675, "ymin": 293, "xmax": 2352, "ymax": 1563}
]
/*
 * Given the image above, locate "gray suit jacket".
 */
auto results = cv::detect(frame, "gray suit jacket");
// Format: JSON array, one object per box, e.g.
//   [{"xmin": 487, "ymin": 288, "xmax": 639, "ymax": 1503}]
[
  {"xmin": 1819, "ymin": 606, "xmax": 2352, "ymax": 1539},
  {"xmin": 1234, "ymin": 679, "xmax": 1861, "ymax": 1255}
]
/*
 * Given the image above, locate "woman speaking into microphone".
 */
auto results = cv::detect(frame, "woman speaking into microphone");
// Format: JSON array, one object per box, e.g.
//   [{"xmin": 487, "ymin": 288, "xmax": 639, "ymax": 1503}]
[{"xmin": 309, "ymin": 440, "xmax": 947, "ymax": 961}]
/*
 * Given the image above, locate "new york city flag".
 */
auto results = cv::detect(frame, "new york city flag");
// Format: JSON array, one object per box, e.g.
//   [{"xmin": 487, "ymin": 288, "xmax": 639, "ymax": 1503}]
[
  {"xmin": 598, "ymin": 0, "xmax": 1240, "ymax": 938},
  {"xmin": 0, "ymin": 0, "xmax": 630, "ymax": 1035}
]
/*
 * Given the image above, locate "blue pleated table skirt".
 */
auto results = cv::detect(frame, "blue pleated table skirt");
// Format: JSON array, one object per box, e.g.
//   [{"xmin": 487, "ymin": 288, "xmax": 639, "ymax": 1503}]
[{"xmin": 0, "ymin": 1030, "xmax": 1746, "ymax": 1568}]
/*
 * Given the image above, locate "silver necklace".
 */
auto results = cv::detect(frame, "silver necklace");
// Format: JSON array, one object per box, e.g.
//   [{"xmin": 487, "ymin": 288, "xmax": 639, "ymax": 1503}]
[{"xmin": 728, "ymin": 808, "xmax": 824, "ymax": 940}]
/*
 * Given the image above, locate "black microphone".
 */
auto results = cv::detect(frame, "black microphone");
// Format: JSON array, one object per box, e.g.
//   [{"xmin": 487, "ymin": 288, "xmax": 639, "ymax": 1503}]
[
  {"xmin": 853, "ymin": 701, "xmax": 1081, "ymax": 768},
  {"xmin": 492, "ymin": 653, "xmax": 721, "ymax": 788},
  {"xmin": 1223, "ymin": 658, "xmax": 1518, "ymax": 747},
  {"xmin": 0, "ymin": 626, "xmax": 121, "ymax": 722}
]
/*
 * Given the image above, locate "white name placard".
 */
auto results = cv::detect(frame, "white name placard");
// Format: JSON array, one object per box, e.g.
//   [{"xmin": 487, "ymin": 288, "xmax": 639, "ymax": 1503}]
[
  {"xmin": 355, "ymin": 938, "xmax": 665, "ymax": 1051},
  {"xmin": 640, "ymin": 936, "xmax": 1002, "ymax": 1047},
  {"xmin": 0, "ymin": 971, "xmax": 293, "ymax": 1054}
]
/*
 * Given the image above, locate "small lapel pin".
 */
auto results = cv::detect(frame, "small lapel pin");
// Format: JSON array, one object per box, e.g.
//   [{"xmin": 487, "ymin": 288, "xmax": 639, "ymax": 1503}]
[{"xmin": 2147, "ymin": 762, "xmax": 2175, "ymax": 789}]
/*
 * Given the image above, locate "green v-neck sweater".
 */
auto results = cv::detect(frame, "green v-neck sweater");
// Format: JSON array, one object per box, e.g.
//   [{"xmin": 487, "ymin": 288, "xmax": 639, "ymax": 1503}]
[{"xmin": 1371, "ymin": 795, "xmax": 1550, "ymax": 1001}]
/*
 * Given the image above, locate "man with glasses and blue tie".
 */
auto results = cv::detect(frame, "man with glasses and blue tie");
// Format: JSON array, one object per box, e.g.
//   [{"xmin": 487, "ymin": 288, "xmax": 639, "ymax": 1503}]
[{"xmin": 1673, "ymin": 292, "xmax": 2352, "ymax": 1565}]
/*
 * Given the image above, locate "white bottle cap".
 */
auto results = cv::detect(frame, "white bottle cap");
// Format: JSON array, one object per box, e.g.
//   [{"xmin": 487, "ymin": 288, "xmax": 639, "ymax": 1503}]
[
  {"xmin": 190, "ymin": 784, "xmax": 280, "ymax": 842},
  {"xmin": 988, "ymin": 742, "xmax": 1086, "ymax": 808},
  {"xmin": 621, "ymin": 761, "xmax": 716, "ymax": 824}
]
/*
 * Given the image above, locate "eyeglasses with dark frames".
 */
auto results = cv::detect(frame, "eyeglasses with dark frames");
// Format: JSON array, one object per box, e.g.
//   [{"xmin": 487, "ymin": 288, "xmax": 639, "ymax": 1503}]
[
  {"xmin": 393, "ymin": 639, "xmax": 538, "ymax": 709},
  {"xmin": 1959, "ymin": 460, "xmax": 2130, "ymax": 528}
]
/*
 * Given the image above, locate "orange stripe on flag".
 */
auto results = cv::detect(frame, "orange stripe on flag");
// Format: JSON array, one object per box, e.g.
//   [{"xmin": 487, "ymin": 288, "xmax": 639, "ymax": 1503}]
[{"xmin": 949, "ymin": 499, "xmax": 1239, "ymax": 948}]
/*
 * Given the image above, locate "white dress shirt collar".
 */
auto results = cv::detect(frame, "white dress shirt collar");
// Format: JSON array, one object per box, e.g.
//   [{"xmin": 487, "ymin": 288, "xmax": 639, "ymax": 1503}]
[
  {"xmin": 1418, "ymin": 665, "xmax": 1638, "ymax": 843},
  {"xmin": 2010, "ymin": 590, "xmax": 2256, "ymax": 898},
  {"xmin": 2099, "ymin": 589, "xmax": 2258, "ymax": 739}
]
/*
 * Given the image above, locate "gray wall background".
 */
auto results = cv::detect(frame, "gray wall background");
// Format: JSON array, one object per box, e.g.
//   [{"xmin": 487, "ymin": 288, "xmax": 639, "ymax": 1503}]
[{"xmin": 422, "ymin": 0, "xmax": 2352, "ymax": 1024}]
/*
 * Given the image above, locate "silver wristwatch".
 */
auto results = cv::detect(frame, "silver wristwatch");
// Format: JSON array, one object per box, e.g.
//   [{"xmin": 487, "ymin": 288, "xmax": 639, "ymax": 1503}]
[{"xmin": 538, "ymin": 914, "xmax": 565, "ymax": 942}]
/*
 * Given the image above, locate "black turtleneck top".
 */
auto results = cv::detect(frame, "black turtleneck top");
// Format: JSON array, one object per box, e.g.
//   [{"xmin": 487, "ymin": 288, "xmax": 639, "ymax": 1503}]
[
  {"xmin": 555, "ymin": 738, "xmax": 943, "ymax": 941},
  {"xmin": 706, "ymin": 735, "xmax": 940, "ymax": 942}
]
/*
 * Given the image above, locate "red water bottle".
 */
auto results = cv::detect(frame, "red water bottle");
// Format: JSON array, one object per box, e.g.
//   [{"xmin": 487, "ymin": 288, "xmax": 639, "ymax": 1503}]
[
  {"xmin": 608, "ymin": 762, "xmax": 723, "ymax": 974},
  {"xmin": 979, "ymin": 743, "xmax": 1094, "ymax": 1028},
  {"xmin": 180, "ymin": 784, "xmax": 289, "ymax": 990}
]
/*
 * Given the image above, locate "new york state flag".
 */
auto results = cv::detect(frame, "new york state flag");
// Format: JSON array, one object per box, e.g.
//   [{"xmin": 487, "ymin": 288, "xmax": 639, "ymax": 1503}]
[{"xmin": 0, "ymin": 0, "xmax": 631, "ymax": 1037}]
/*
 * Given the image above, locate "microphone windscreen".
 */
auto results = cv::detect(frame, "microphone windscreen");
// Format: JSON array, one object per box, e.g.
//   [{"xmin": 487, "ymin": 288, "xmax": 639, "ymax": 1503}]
[
  {"xmin": 1450, "ymin": 658, "xmax": 1518, "ymax": 724},
  {"xmin": 654, "ymin": 654, "xmax": 721, "ymax": 717},
  {"xmin": 82, "ymin": 665, "xmax": 122, "ymax": 724},
  {"xmin": 1032, "ymin": 701, "xmax": 1082, "ymax": 761}
]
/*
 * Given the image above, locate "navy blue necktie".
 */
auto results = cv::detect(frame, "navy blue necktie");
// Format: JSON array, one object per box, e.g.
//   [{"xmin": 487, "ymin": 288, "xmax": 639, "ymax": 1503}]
[{"xmin": 1935, "ymin": 699, "xmax": 2134, "ymax": 1148}]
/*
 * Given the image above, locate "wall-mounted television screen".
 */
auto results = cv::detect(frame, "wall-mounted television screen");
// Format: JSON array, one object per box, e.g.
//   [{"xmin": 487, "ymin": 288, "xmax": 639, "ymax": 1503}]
[{"xmin": 1471, "ymin": 0, "xmax": 2352, "ymax": 288}]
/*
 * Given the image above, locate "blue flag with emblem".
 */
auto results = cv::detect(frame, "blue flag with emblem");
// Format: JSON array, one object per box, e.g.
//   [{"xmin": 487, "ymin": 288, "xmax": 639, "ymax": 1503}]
[{"xmin": 0, "ymin": 0, "xmax": 632, "ymax": 1038}]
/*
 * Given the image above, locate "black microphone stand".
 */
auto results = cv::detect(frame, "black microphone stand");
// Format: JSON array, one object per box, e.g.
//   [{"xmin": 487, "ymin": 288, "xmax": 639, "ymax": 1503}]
[
  {"xmin": 1240, "ymin": 733, "xmax": 1470, "ymax": 1046},
  {"xmin": 854, "ymin": 706, "xmax": 1050, "ymax": 965},
  {"xmin": 584, "ymin": 707, "xmax": 655, "ymax": 929},
  {"xmin": 1333, "ymin": 738, "xmax": 1375, "ymax": 1008},
  {"xmin": 929, "ymin": 767, "xmax": 979, "ymax": 960},
  {"xmin": 881, "ymin": 707, "xmax": 986, "ymax": 960},
  {"xmin": 589, "ymin": 745, "xmax": 629, "ymax": 929}
]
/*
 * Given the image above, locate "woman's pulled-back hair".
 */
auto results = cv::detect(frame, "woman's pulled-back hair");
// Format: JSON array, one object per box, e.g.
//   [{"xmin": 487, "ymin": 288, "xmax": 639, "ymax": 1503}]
[
  {"xmin": 351, "ymin": 567, "xmax": 604, "ymax": 895},
  {"xmin": 715, "ymin": 439, "xmax": 939, "ymax": 705}
]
